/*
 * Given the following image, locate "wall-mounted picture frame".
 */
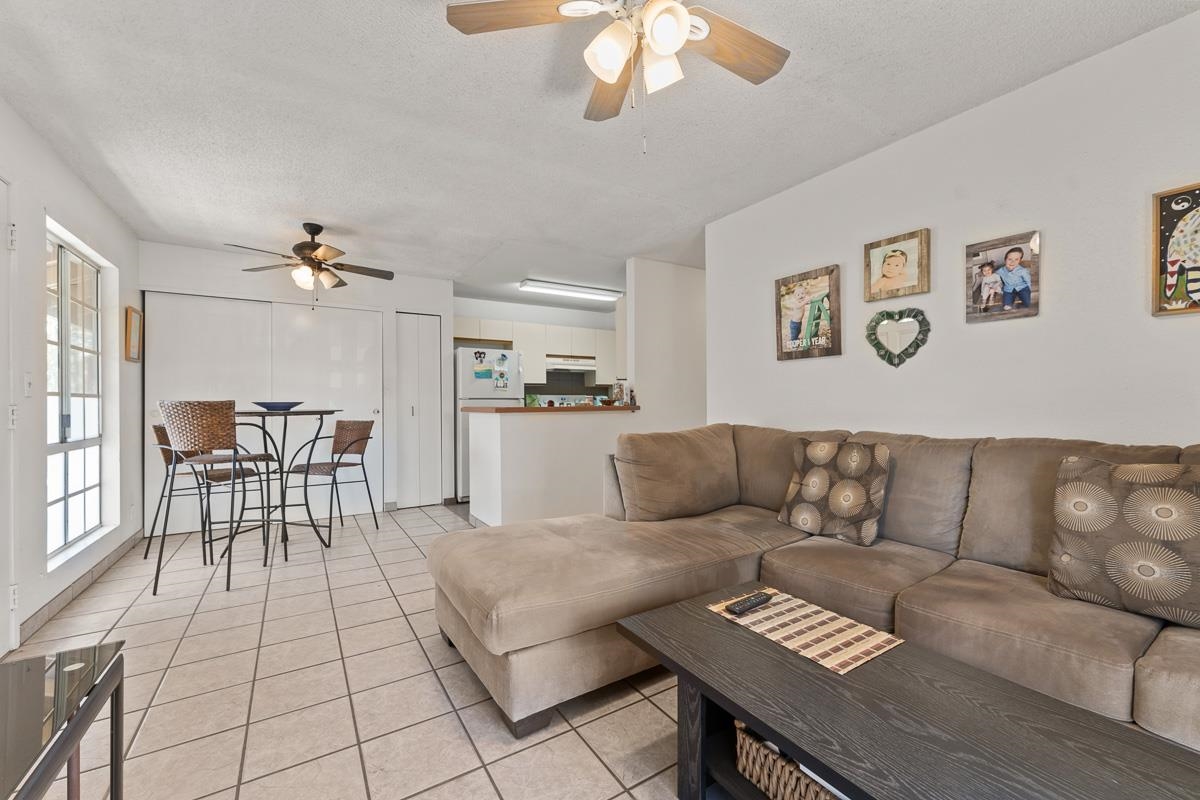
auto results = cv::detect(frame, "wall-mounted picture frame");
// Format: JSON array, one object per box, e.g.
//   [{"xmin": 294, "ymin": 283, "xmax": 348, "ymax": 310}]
[
  {"xmin": 1153, "ymin": 180, "xmax": 1200, "ymax": 317},
  {"xmin": 775, "ymin": 264, "xmax": 841, "ymax": 361},
  {"xmin": 864, "ymin": 228, "xmax": 930, "ymax": 302},
  {"xmin": 125, "ymin": 306, "xmax": 143, "ymax": 363},
  {"xmin": 965, "ymin": 230, "xmax": 1041, "ymax": 323}
]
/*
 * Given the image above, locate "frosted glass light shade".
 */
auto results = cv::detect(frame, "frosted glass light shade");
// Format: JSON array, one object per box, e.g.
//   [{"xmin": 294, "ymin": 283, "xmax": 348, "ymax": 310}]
[
  {"xmin": 642, "ymin": 0, "xmax": 690, "ymax": 55},
  {"xmin": 317, "ymin": 269, "xmax": 341, "ymax": 289},
  {"xmin": 643, "ymin": 47, "xmax": 683, "ymax": 94},
  {"xmin": 584, "ymin": 20, "xmax": 634, "ymax": 84},
  {"xmin": 291, "ymin": 265, "xmax": 315, "ymax": 290}
]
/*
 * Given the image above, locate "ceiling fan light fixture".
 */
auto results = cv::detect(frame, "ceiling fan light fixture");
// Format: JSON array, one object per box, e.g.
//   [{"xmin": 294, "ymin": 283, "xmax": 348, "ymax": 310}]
[
  {"xmin": 686, "ymin": 15, "xmax": 710, "ymax": 41},
  {"xmin": 584, "ymin": 19, "xmax": 634, "ymax": 84},
  {"xmin": 643, "ymin": 47, "xmax": 683, "ymax": 94},
  {"xmin": 316, "ymin": 268, "xmax": 341, "ymax": 290},
  {"xmin": 519, "ymin": 279, "xmax": 623, "ymax": 302},
  {"xmin": 291, "ymin": 265, "xmax": 315, "ymax": 290},
  {"xmin": 642, "ymin": 0, "xmax": 690, "ymax": 55},
  {"xmin": 557, "ymin": 0, "xmax": 604, "ymax": 17}
]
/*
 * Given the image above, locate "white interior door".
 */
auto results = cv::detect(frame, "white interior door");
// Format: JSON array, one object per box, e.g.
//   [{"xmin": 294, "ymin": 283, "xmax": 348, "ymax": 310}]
[
  {"xmin": 271, "ymin": 303, "xmax": 384, "ymax": 518},
  {"xmin": 397, "ymin": 313, "xmax": 442, "ymax": 508},
  {"xmin": 0, "ymin": 176, "xmax": 13, "ymax": 653},
  {"xmin": 144, "ymin": 292, "xmax": 272, "ymax": 534}
]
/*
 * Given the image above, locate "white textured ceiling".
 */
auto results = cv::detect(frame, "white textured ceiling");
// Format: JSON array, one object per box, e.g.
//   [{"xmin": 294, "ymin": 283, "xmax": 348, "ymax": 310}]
[{"xmin": 0, "ymin": 1, "xmax": 1194, "ymax": 309}]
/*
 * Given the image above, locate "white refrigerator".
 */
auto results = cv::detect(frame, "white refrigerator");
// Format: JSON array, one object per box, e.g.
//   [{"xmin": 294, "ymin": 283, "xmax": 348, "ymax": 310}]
[{"xmin": 456, "ymin": 347, "xmax": 524, "ymax": 501}]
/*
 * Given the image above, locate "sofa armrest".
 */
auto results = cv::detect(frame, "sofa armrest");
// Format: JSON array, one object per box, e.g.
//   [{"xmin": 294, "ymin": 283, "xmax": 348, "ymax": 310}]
[{"xmin": 603, "ymin": 454, "xmax": 626, "ymax": 521}]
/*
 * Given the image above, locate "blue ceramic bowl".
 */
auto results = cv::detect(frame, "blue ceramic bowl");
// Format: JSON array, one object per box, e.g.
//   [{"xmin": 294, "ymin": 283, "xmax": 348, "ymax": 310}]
[{"xmin": 253, "ymin": 401, "xmax": 303, "ymax": 412}]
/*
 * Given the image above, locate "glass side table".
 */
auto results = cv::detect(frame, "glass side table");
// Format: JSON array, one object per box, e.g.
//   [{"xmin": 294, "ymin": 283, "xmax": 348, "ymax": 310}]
[{"xmin": 1, "ymin": 641, "xmax": 125, "ymax": 800}]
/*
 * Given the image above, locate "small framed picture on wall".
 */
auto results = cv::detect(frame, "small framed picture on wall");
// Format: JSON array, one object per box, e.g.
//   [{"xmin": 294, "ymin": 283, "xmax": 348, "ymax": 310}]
[
  {"xmin": 864, "ymin": 228, "xmax": 930, "ymax": 302},
  {"xmin": 965, "ymin": 231, "xmax": 1040, "ymax": 323},
  {"xmin": 125, "ymin": 306, "xmax": 143, "ymax": 362},
  {"xmin": 1153, "ymin": 180, "xmax": 1200, "ymax": 317},
  {"xmin": 775, "ymin": 265, "xmax": 841, "ymax": 360}
]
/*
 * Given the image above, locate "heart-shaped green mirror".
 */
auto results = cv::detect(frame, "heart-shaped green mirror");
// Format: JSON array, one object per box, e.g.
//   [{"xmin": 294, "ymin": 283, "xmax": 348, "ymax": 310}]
[{"xmin": 866, "ymin": 308, "xmax": 931, "ymax": 367}]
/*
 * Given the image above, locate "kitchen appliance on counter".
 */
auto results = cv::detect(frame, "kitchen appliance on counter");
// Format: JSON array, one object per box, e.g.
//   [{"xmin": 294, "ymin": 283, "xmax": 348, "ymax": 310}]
[{"xmin": 456, "ymin": 347, "xmax": 524, "ymax": 501}]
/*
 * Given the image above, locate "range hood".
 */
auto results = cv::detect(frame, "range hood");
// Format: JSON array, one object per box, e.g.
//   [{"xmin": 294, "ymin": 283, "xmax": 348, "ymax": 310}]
[{"xmin": 546, "ymin": 355, "xmax": 597, "ymax": 372}]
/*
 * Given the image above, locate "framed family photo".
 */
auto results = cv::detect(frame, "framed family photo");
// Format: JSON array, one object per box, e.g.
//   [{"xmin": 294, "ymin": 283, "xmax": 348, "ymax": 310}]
[
  {"xmin": 775, "ymin": 265, "xmax": 841, "ymax": 360},
  {"xmin": 864, "ymin": 228, "xmax": 930, "ymax": 302},
  {"xmin": 965, "ymin": 230, "xmax": 1041, "ymax": 323},
  {"xmin": 1153, "ymin": 180, "xmax": 1200, "ymax": 317}
]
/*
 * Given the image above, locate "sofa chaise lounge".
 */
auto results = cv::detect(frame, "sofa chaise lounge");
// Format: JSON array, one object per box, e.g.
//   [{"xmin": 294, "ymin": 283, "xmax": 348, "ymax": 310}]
[{"xmin": 429, "ymin": 423, "xmax": 1200, "ymax": 751}]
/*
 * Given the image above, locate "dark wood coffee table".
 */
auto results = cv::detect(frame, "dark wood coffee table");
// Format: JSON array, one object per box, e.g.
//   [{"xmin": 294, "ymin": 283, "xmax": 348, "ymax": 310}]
[{"xmin": 617, "ymin": 582, "xmax": 1200, "ymax": 800}]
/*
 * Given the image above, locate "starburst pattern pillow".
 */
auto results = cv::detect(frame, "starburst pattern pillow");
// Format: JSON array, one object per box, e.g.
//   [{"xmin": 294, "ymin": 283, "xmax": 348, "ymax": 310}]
[
  {"xmin": 777, "ymin": 440, "xmax": 891, "ymax": 546},
  {"xmin": 1047, "ymin": 456, "xmax": 1200, "ymax": 628}
]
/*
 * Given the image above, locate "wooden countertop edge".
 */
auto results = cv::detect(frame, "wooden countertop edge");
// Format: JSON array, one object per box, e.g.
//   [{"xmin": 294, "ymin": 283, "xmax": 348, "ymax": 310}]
[{"xmin": 461, "ymin": 405, "xmax": 641, "ymax": 414}]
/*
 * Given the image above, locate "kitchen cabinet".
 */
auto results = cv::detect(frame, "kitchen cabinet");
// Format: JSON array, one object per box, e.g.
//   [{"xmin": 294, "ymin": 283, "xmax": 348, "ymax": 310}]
[
  {"xmin": 454, "ymin": 316, "xmax": 481, "ymax": 339},
  {"xmin": 512, "ymin": 322, "xmax": 547, "ymax": 384},
  {"xmin": 479, "ymin": 318, "xmax": 514, "ymax": 341},
  {"xmin": 570, "ymin": 327, "xmax": 596, "ymax": 357},
  {"xmin": 546, "ymin": 325, "xmax": 573, "ymax": 355},
  {"xmin": 595, "ymin": 329, "xmax": 616, "ymax": 385}
]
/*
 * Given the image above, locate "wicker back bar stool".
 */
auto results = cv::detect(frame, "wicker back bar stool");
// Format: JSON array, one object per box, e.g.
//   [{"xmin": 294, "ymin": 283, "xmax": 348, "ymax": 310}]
[
  {"xmin": 143, "ymin": 424, "xmax": 202, "ymax": 562},
  {"xmin": 287, "ymin": 419, "xmax": 379, "ymax": 545},
  {"xmin": 157, "ymin": 400, "xmax": 276, "ymax": 592}
]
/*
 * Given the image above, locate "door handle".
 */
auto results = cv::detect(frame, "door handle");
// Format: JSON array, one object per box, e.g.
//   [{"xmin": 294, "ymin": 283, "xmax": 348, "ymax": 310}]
[{"xmin": 410, "ymin": 406, "xmax": 415, "ymax": 416}]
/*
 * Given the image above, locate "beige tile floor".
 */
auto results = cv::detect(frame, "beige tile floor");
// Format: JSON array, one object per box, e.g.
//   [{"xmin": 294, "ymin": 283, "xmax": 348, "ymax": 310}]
[{"xmin": 7, "ymin": 505, "xmax": 690, "ymax": 800}]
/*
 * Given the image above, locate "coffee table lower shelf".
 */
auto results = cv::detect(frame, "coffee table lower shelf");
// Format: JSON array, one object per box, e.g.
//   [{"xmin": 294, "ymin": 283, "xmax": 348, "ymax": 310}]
[{"xmin": 705, "ymin": 729, "xmax": 770, "ymax": 800}]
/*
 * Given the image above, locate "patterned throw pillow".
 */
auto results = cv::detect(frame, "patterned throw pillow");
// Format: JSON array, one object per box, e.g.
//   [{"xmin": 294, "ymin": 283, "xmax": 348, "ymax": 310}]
[
  {"xmin": 1048, "ymin": 456, "xmax": 1200, "ymax": 629},
  {"xmin": 777, "ymin": 440, "xmax": 891, "ymax": 546}
]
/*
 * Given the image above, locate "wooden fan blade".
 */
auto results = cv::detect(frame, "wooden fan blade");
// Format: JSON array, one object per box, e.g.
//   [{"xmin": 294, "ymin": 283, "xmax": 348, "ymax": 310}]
[
  {"xmin": 685, "ymin": 6, "xmax": 790, "ymax": 85},
  {"xmin": 225, "ymin": 243, "xmax": 291, "ymax": 258},
  {"xmin": 584, "ymin": 43, "xmax": 641, "ymax": 122},
  {"xmin": 330, "ymin": 263, "xmax": 395, "ymax": 281},
  {"xmin": 243, "ymin": 263, "xmax": 296, "ymax": 272},
  {"xmin": 447, "ymin": 0, "xmax": 573, "ymax": 35},
  {"xmin": 312, "ymin": 243, "xmax": 346, "ymax": 262}
]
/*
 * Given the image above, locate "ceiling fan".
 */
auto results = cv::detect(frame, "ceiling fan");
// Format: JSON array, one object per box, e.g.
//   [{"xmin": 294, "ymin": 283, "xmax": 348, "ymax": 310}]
[
  {"xmin": 225, "ymin": 222, "xmax": 395, "ymax": 290},
  {"xmin": 446, "ymin": 0, "xmax": 790, "ymax": 121}
]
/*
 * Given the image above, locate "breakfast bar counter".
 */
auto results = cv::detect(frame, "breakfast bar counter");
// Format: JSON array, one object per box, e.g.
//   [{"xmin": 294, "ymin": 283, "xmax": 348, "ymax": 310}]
[{"xmin": 461, "ymin": 405, "xmax": 641, "ymax": 414}]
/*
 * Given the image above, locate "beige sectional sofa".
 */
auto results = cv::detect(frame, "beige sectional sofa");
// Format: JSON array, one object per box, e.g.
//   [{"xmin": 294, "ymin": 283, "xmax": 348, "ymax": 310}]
[{"xmin": 429, "ymin": 423, "xmax": 1200, "ymax": 751}]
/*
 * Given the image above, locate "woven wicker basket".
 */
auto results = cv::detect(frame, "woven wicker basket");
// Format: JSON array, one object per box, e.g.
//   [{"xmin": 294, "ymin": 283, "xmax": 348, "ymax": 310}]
[{"xmin": 735, "ymin": 721, "xmax": 835, "ymax": 800}]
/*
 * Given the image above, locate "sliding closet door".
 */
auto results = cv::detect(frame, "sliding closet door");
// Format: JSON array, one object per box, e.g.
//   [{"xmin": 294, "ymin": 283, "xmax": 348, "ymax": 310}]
[
  {"xmin": 144, "ymin": 292, "xmax": 272, "ymax": 534},
  {"xmin": 271, "ymin": 303, "xmax": 384, "ymax": 518},
  {"xmin": 396, "ymin": 313, "xmax": 442, "ymax": 508}
]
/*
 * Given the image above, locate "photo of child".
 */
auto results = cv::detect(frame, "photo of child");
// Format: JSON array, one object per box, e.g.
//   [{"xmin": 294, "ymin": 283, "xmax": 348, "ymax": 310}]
[
  {"xmin": 864, "ymin": 229, "xmax": 930, "ymax": 301},
  {"xmin": 775, "ymin": 265, "xmax": 842, "ymax": 361},
  {"xmin": 965, "ymin": 231, "xmax": 1040, "ymax": 323}
]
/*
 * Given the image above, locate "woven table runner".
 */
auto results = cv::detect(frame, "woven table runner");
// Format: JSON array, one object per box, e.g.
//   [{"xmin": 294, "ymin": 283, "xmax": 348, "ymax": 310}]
[{"xmin": 707, "ymin": 587, "xmax": 903, "ymax": 675}]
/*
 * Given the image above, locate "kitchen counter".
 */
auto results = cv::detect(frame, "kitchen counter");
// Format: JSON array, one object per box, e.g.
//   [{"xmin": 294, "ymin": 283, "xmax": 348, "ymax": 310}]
[{"xmin": 462, "ymin": 405, "xmax": 640, "ymax": 414}]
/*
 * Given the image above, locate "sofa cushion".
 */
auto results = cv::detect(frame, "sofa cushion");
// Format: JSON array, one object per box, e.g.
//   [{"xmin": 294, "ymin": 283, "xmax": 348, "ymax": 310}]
[
  {"xmin": 616, "ymin": 423, "xmax": 740, "ymax": 521},
  {"xmin": 958, "ymin": 438, "xmax": 1181, "ymax": 575},
  {"xmin": 778, "ymin": 441, "xmax": 890, "ymax": 546},
  {"xmin": 1048, "ymin": 457, "xmax": 1200, "ymax": 628},
  {"xmin": 429, "ymin": 508, "xmax": 797, "ymax": 654},
  {"xmin": 761, "ymin": 537, "xmax": 954, "ymax": 631},
  {"xmin": 896, "ymin": 559, "xmax": 1162, "ymax": 721},
  {"xmin": 849, "ymin": 431, "xmax": 980, "ymax": 555},
  {"xmin": 1134, "ymin": 626, "xmax": 1200, "ymax": 750},
  {"xmin": 733, "ymin": 425, "xmax": 850, "ymax": 512}
]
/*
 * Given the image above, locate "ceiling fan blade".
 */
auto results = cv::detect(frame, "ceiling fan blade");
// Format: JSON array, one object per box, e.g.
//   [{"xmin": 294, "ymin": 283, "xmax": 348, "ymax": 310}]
[
  {"xmin": 685, "ymin": 6, "xmax": 790, "ymax": 85},
  {"xmin": 225, "ymin": 243, "xmax": 292, "ymax": 258},
  {"xmin": 584, "ymin": 43, "xmax": 642, "ymax": 122},
  {"xmin": 312, "ymin": 243, "xmax": 346, "ymax": 262},
  {"xmin": 329, "ymin": 263, "xmax": 395, "ymax": 281},
  {"xmin": 242, "ymin": 263, "xmax": 296, "ymax": 272},
  {"xmin": 447, "ymin": 0, "xmax": 574, "ymax": 35}
]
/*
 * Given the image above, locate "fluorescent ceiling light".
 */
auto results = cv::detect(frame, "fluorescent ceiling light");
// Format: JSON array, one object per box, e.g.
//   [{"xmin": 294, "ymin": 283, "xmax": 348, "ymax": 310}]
[{"xmin": 519, "ymin": 279, "xmax": 623, "ymax": 302}]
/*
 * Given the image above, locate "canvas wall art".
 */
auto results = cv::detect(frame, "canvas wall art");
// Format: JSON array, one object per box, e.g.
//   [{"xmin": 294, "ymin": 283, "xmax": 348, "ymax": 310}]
[
  {"xmin": 775, "ymin": 265, "xmax": 841, "ymax": 360},
  {"xmin": 863, "ymin": 228, "xmax": 930, "ymax": 302},
  {"xmin": 965, "ymin": 231, "xmax": 1040, "ymax": 323},
  {"xmin": 1153, "ymin": 181, "xmax": 1200, "ymax": 317}
]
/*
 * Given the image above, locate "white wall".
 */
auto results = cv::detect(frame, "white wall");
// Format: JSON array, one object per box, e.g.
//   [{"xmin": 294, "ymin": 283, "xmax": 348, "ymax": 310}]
[
  {"xmin": 453, "ymin": 297, "xmax": 615, "ymax": 330},
  {"xmin": 626, "ymin": 257, "xmax": 707, "ymax": 431},
  {"xmin": 0, "ymin": 93, "xmax": 142, "ymax": 638},
  {"xmin": 707, "ymin": 14, "xmax": 1200, "ymax": 446},
  {"xmin": 138, "ymin": 241, "xmax": 457, "ymax": 504}
]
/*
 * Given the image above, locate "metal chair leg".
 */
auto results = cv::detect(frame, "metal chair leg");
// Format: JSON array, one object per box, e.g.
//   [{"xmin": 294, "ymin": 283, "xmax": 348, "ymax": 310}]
[
  {"xmin": 362, "ymin": 464, "xmax": 379, "ymax": 530},
  {"xmin": 333, "ymin": 477, "xmax": 344, "ymax": 526},
  {"xmin": 226, "ymin": 461, "xmax": 238, "ymax": 591},
  {"xmin": 144, "ymin": 470, "xmax": 170, "ymax": 559},
  {"xmin": 151, "ymin": 466, "xmax": 177, "ymax": 596}
]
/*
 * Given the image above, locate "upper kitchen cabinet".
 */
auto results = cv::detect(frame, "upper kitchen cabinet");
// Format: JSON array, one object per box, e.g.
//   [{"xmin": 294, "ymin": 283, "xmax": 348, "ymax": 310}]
[
  {"xmin": 570, "ymin": 327, "xmax": 596, "ymax": 357},
  {"xmin": 454, "ymin": 316, "xmax": 482, "ymax": 339},
  {"xmin": 595, "ymin": 330, "xmax": 616, "ymax": 385},
  {"xmin": 546, "ymin": 325, "xmax": 573, "ymax": 355},
  {"xmin": 479, "ymin": 318, "xmax": 514, "ymax": 342},
  {"xmin": 512, "ymin": 322, "xmax": 547, "ymax": 384}
]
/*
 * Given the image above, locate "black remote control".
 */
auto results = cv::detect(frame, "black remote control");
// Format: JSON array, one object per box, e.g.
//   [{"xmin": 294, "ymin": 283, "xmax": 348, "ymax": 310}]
[{"xmin": 724, "ymin": 592, "xmax": 772, "ymax": 616}]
